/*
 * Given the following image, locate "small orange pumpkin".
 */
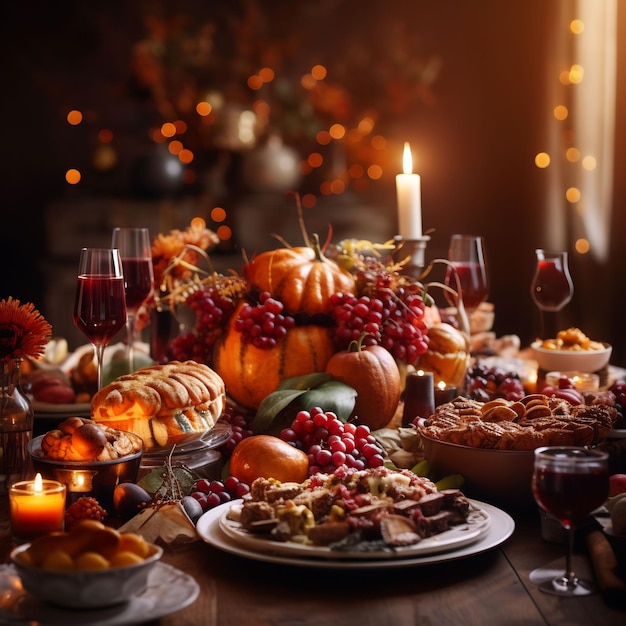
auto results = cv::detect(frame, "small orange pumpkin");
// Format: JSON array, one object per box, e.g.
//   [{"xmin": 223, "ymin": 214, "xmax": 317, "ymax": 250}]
[
  {"xmin": 325, "ymin": 335, "xmax": 401, "ymax": 430},
  {"xmin": 415, "ymin": 323, "xmax": 469, "ymax": 388},
  {"xmin": 243, "ymin": 234, "xmax": 356, "ymax": 316},
  {"xmin": 213, "ymin": 302, "xmax": 336, "ymax": 409}
]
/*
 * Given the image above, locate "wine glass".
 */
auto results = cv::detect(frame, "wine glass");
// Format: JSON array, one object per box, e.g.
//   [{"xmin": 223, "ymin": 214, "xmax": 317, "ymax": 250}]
[
  {"xmin": 112, "ymin": 227, "xmax": 154, "ymax": 373},
  {"xmin": 73, "ymin": 248, "xmax": 127, "ymax": 389},
  {"xmin": 530, "ymin": 249, "xmax": 573, "ymax": 339},
  {"xmin": 444, "ymin": 234, "xmax": 489, "ymax": 312},
  {"xmin": 530, "ymin": 446, "xmax": 609, "ymax": 597}
]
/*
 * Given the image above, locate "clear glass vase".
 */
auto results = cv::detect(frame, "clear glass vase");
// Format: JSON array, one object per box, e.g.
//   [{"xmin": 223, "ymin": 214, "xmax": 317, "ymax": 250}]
[{"xmin": 0, "ymin": 358, "xmax": 34, "ymax": 495}]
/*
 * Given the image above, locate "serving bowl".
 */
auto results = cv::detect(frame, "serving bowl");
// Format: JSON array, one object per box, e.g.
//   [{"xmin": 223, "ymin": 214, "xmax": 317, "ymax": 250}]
[
  {"xmin": 11, "ymin": 540, "xmax": 163, "ymax": 609},
  {"xmin": 28, "ymin": 433, "xmax": 143, "ymax": 508},
  {"xmin": 419, "ymin": 428, "xmax": 535, "ymax": 506},
  {"xmin": 531, "ymin": 340, "xmax": 612, "ymax": 373}
]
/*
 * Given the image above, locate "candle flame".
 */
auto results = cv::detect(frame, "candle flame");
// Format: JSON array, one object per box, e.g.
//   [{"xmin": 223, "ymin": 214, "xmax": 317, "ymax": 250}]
[
  {"xmin": 34, "ymin": 473, "xmax": 43, "ymax": 492},
  {"xmin": 402, "ymin": 142, "xmax": 413, "ymax": 174},
  {"xmin": 417, "ymin": 369, "xmax": 425, "ymax": 376},
  {"xmin": 437, "ymin": 380, "xmax": 447, "ymax": 390}
]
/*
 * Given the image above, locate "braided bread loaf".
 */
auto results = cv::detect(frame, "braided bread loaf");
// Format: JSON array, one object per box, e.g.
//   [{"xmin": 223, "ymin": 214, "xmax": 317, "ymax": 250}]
[{"xmin": 91, "ymin": 360, "xmax": 225, "ymax": 450}]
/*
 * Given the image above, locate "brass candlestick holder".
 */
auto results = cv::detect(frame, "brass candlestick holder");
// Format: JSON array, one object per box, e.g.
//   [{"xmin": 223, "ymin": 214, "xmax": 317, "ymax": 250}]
[{"xmin": 393, "ymin": 235, "xmax": 430, "ymax": 278}]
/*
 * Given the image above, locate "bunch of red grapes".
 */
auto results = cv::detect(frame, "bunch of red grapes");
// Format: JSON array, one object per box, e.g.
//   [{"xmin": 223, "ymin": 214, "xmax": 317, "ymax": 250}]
[
  {"xmin": 188, "ymin": 476, "xmax": 251, "ymax": 512},
  {"xmin": 329, "ymin": 273, "xmax": 429, "ymax": 366},
  {"xmin": 233, "ymin": 291, "xmax": 295, "ymax": 349},
  {"xmin": 170, "ymin": 287, "xmax": 236, "ymax": 362},
  {"xmin": 279, "ymin": 407, "xmax": 386, "ymax": 476},
  {"xmin": 609, "ymin": 379, "xmax": 626, "ymax": 428},
  {"xmin": 216, "ymin": 405, "xmax": 254, "ymax": 454},
  {"xmin": 465, "ymin": 364, "xmax": 526, "ymax": 402}
]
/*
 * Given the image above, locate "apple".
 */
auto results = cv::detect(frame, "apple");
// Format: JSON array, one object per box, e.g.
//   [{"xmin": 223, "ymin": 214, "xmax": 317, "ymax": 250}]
[{"xmin": 609, "ymin": 474, "xmax": 626, "ymax": 497}]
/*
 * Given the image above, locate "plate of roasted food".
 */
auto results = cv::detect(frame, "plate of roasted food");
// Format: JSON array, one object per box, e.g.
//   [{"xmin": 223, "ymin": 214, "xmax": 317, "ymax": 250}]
[{"xmin": 198, "ymin": 466, "xmax": 493, "ymax": 562}]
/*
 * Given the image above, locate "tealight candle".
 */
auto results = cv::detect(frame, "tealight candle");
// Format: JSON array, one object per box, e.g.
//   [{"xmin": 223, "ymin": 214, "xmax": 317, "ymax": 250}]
[
  {"xmin": 434, "ymin": 381, "xmax": 457, "ymax": 407},
  {"xmin": 396, "ymin": 142, "xmax": 422, "ymax": 239},
  {"xmin": 9, "ymin": 473, "xmax": 66, "ymax": 540},
  {"xmin": 402, "ymin": 370, "xmax": 435, "ymax": 427},
  {"xmin": 545, "ymin": 371, "xmax": 600, "ymax": 393}
]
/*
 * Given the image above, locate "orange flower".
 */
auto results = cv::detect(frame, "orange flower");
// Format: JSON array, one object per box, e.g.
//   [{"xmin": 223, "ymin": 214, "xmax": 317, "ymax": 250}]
[
  {"xmin": 0, "ymin": 297, "xmax": 52, "ymax": 362},
  {"xmin": 151, "ymin": 218, "xmax": 219, "ymax": 294}
]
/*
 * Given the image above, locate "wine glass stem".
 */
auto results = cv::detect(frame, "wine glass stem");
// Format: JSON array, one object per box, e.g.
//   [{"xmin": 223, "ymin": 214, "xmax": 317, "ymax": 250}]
[
  {"xmin": 94, "ymin": 343, "xmax": 106, "ymax": 390},
  {"xmin": 563, "ymin": 525, "xmax": 578, "ymax": 588},
  {"xmin": 540, "ymin": 310, "xmax": 559, "ymax": 340},
  {"xmin": 126, "ymin": 312, "xmax": 137, "ymax": 373}
]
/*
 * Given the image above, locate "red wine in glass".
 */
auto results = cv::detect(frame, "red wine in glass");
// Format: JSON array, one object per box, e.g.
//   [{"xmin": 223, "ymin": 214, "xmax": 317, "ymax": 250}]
[
  {"xmin": 445, "ymin": 263, "xmax": 489, "ymax": 310},
  {"xmin": 531, "ymin": 446, "xmax": 609, "ymax": 597},
  {"xmin": 73, "ymin": 248, "xmax": 127, "ymax": 389},
  {"xmin": 444, "ymin": 235, "xmax": 489, "ymax": 313},
  {"xmin": 112, "ymin": 228, "xmax": 154, "ymax": 373},
  {"xmin": 530, "ymin": 249, "xmax": 573, "ymax": 339},
  {"xmin": 120, "ymin": 258, "xmax": 154, "ymax": 311},
  {"xmin": 73, "ymin": 275, "xmax": 127, "ymax": 345}
]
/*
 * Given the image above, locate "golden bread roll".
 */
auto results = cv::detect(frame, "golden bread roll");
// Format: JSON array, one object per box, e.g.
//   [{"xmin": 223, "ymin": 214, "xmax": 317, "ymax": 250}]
[{"xmin": 91, "ymin": 361, "xmax": 225, "ymax": 450}]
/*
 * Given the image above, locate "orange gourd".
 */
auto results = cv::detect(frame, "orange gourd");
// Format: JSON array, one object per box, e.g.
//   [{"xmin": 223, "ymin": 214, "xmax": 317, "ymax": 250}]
[
  {"xmin": 229, "ymin": 435, "xmax": 309, "ymax": 484},
  {"xmin": 243, "ymin": 235, "xmax": 356, "ymax": 316},
  {"xmin": 415, "ymin": 323, "xmax": 469, "ymax": 388},
  {"xmin": 325, "ymin": 335, "xmax": 401, "ymax": 430},
  {"xmin": 213, "ymin": 302, "xmax": 336, "ymax": 409}
]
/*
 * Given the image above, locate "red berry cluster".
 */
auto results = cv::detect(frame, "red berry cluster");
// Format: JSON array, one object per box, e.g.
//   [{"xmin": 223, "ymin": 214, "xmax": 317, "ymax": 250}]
[
  {"xmin": 279, "ymin": 407, "xmax": 386, "ymax": 475},
  {"xmin": 189, "ymin": 477, "xmax": 251, "ymax": 512},
  {"xmin": 233, "ymin": 291, "xmax": 296, "ymax": 349},
  {"xmin": 170, "ymin": 287, "xmax": 236, "ymax": 362},
  {"xmin": 216, "ymin": 405, "xmax": 254, "ymax": 453},
  {"xmin": 466, "ymin": 364, "xmax": 526, "ymax": 402},
  {"xmin": 329, "ymin": 279, "xmax": 428, "ymax": 366}
]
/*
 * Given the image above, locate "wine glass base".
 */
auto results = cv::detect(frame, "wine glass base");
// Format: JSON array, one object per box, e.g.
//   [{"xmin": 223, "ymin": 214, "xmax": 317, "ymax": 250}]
[{"xmin": 529, "ymin": 567, "xmax": 597, "ymax": 597}]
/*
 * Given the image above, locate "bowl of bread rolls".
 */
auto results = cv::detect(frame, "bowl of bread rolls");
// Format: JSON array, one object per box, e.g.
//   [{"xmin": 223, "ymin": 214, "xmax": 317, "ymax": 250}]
[
  {"xmin": 11, "ymin": 520, "xmax": 163, "ymax": 609},
  {"xmin": 90, "ymin": 360, "xmax": 226, "ymax": 452},
  {"xmin": 29, "ymin": 417, "xmax": 144, "ymax": 508}
]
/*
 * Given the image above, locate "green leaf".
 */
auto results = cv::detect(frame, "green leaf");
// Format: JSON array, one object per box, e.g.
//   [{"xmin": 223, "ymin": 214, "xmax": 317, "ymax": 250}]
[
  {"xmin": 252, "ymin": 389, "xmax": 308, "ymax": 434},
  {"xmin": 278, "ymin": 372, "xmax": 332, "ymax": 390},
  {"xmin": 299, "ymin": 380, "xmax": 357, "ymax": 421}
]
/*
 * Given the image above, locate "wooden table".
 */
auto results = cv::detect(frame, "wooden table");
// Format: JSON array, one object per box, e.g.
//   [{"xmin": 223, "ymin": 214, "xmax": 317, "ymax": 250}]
[
  {"xmin": 150, "ymin": 506, "xmax": 625, "ymax": 626},
  {"xmin": 1, "ymin": 498, "xmax": 625, "ymax": 625}
]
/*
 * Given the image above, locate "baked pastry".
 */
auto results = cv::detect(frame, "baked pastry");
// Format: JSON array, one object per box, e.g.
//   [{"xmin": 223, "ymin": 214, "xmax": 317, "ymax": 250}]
[{"xmin": 91, "ymin": 360, "xmax": 225, "ymax": 450}]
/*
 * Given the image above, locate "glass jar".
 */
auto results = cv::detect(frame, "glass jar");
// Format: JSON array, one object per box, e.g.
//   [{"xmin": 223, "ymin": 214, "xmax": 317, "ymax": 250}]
[{"xmin": 0, "ymin": 358, "xmax": 34, "ymax": 495}]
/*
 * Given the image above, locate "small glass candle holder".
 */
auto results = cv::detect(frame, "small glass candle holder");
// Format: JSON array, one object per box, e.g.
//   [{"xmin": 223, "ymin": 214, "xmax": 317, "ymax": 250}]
[
  {"xmin": 10, "ymin": 473, "xmax": 66, "ymax": 541},
  {"xmin": 545, "ymin": 371, "xmax": 600, "ymax": 393}
]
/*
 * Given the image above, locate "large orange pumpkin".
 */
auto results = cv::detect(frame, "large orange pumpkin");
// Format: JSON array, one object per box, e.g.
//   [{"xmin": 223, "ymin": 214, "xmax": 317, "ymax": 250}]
[
  {"xmin": 325, "ymin": 337, "xmax": 401, "ymax": 430},
  {"xmin": 243, "ymin": 235, "xmax": 356, "ymax": 316},
  {"xmin": 213, "ymin": 302, "xmax": 336, "ymax": 409}
]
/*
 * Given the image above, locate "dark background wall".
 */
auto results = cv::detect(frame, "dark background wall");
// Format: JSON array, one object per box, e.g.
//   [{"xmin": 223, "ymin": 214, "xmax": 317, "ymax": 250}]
[{"xmin": 1, "ymin": 1, "xmax": 624, "ymax": 365}]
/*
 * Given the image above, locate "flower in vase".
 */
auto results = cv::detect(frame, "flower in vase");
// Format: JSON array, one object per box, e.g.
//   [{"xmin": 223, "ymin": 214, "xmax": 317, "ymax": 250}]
[{"xmin": 0, "ymin": 297, "xmax": 52, "ymax": 363}]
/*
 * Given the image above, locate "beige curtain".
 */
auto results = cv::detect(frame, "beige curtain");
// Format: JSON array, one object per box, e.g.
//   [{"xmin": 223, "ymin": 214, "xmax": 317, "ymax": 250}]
[{"xmin": 545, "ymin": 0, "xmax": 616, "ymax": 263}]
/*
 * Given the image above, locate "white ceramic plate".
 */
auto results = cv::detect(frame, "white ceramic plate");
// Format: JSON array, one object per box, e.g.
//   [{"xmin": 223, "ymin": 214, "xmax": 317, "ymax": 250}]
[
  {"xmin": 216, "ymin": 500, "xmax": 491, "ymax": 560},
  {"xmin": 0, "ymin": 561, "xmax": 199, "ymax": 626},
  {"xmin": 197, "ymin": 500, "xmax": 514, "ymax": 569},
  {"xmin": 32, "ymin": 401, "xmax": 91, "ymax": 418}
]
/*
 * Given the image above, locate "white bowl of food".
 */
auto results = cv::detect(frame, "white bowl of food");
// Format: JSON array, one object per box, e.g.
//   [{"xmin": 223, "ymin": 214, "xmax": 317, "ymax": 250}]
[
  {"xmin": 531, "ymin": 340, "xmax": 612, "ymax": 373},
  {"xmin": 11, "ymin": 521, "xmax": 163, "ymax": 609}
]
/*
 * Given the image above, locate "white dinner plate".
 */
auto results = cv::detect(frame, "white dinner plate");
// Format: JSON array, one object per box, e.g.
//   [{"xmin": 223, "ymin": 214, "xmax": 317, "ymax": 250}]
[
  {"xmin": 217, "ymin": 500, "xmax": 491, "ymax": 560},
  {"xmin": 197, "ymin": 499, "xmax": 515, "ymax": 569},
  {"xmin": 0, "ymin": 561, "xmax": 199, "ymax": 626},
  {"xmin": 32, "ymin": 401, "xmax": 92, "ymax": 418}
]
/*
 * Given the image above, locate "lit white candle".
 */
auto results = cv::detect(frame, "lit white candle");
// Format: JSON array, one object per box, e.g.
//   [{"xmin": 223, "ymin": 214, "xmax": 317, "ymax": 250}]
[{"xmin": 396, "ymin": 142, "xmax": 422, "ymax": 239}]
